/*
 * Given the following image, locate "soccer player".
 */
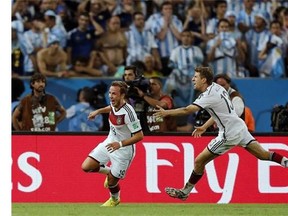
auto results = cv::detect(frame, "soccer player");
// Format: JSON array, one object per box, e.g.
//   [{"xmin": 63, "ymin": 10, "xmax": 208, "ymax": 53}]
[
  {"xmin": 82, "ymin": 81, "xmax": 143, "ymax": 206},
  {"xmin": 154, "ymin": 66, "xmax": 288, "ymax": 201}
]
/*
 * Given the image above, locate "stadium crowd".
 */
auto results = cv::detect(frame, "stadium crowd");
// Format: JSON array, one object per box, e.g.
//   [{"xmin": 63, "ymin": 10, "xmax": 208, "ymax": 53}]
[{"xmin": 11, "ymin": 0, "xmax": 288, "ymax": 132}]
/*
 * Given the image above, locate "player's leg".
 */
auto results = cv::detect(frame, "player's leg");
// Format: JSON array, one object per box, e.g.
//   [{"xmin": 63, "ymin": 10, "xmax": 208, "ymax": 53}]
[
  {"xmin": 166, "ymin": 135, "xmax": 241, "ymax": 200},
  {"xmin": 82, "ymin": 142, "xmax": 110, "ymax": 173},
  {"xmin": 245, "ymin": 141, "xmax": 288, "ymax": 167},
  {"xmin": 81, "ymin": 156, "xmax": 101, "ymax": 172},
  {"xmin": 165, "ymin": 147, "xmax": 217, "ymax": 200},
  {"xmin": 102, "ymin": 157, "xmax": 132, "ymax": 207}
]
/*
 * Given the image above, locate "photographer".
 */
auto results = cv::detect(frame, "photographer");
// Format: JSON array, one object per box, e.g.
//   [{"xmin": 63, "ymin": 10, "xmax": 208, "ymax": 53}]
[
  {"xmin": 136, "ymin": 77, "xmax": 177, "ymax": 132},
  {"xmin": 123, "ymin": 65, "xmax": 150, "ymax": 131}
]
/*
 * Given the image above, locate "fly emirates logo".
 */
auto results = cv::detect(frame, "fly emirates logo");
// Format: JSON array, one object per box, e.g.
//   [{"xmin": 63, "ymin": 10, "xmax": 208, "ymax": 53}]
[
  {"xmin": 143, "ymin": 142, "xmax": 288, "ymax": 203},
  {"xmin": 15, "ymin": 142, "xmax": 288, "ymax": 203}
]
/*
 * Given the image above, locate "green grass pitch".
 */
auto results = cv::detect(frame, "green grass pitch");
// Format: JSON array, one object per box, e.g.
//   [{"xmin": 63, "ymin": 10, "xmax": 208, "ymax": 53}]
[{"xmin": 12, "ymin": 203, "xmax": 288, "ymax": 216}]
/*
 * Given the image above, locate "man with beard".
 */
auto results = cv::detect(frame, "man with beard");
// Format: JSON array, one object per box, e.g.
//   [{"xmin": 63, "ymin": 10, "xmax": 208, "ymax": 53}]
[{"xmin": 12, "ymin": 73, "xmax": 66, "ymax": 132}]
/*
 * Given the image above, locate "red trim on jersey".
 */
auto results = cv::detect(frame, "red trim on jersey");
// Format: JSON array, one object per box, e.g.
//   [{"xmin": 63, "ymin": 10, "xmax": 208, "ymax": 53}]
[{"xmin": 109, "ymin": 109, "xmax": 125, "ymax": 125}]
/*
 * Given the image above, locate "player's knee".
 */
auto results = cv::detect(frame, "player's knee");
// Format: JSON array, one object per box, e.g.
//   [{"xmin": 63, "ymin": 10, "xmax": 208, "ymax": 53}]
[{"xmin": 81, "ymin": 163, "xmax": 89, "ymax": 172}]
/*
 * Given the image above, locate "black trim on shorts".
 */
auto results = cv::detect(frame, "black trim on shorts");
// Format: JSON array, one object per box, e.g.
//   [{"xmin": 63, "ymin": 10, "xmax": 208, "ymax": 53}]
[
  {"xmin": 207, "ymin": 146, "xmax": 220, "ymax": 156},
  {"xmin": 245, "ymin": 139, "xmax": 257, "ymax": 147},
  {"xmin": 88, "ymin": 156, "xmax": 100, "ymax": 163}
]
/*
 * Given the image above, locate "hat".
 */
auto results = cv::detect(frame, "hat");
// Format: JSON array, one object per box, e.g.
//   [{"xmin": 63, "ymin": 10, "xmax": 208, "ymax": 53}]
[
  {"xmin": 47, "ymin": 35, "xmax": 60, "ymax": 47},
  {"xmin": 255, "ymin": 10, "xmax": 269, "ymax": 25},
  {"xmin": 44, "ymin": 10, "xmax": 57, "ymax": 17},
  {"xmin": 225, "ymin": 11, "xmax": 237, "ymax": 19}
]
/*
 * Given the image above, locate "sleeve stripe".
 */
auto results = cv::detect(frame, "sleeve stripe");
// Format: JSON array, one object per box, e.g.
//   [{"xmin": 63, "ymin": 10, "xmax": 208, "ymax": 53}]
[{"xmin": 123, "ymin": 104, "xmax": 136, "ymax": 122}]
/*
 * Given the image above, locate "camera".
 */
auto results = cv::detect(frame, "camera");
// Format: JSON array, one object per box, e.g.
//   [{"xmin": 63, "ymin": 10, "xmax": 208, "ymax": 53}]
[
  {"xmin": 91, "ymin": 81, "xmax": 108, "ymax": 109},
  {"xmin": 271, "ymin": 103, "xmax": 288, "ymax": 132},
  {"xmin": 126, "ymin": 75, "xmax": 150, "ymax": 100}
]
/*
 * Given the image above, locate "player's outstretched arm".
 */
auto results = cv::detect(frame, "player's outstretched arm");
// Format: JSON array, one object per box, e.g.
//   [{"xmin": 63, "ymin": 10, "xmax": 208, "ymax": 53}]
[
  {"xmin": 153, "ymin": 104, "xmax": 200, "ymax": 118},
  {"xmin": 88, "ymin": 105, "xmax": 111, "ymax": 120}
]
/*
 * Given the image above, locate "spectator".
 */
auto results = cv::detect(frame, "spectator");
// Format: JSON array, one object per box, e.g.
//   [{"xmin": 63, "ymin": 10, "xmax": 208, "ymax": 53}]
[
  {"xmin": 244, "ymin": 11, "xmax": 270, "ymax": 77},
  {"xmin": 66, "ymin": 87, "xmax": 103, "ymax": 131},
  {"xmin": 136, "ymin": 76, "xmax": 177, "ymax": 132},
  {"xmin": 206, "ymin": 18, "xmax": 241, "ymax": 77},
  {"xmin": 37, "ymin": 35, "xmax": 69, "ymax": 77},
  {"xmin": 12, "ymin": 0, "xmax": 33, "ymax": 31},
  {"xmin": 39, "ymin": 0, "xmax": 67, "ymax": 31},
  {"xmin": 69, "ymin": 56, "xmax": 103, "ymax": 77},
  {"xmin": 183, "ymin": 1, "xmax": 207, "ymax": 49},
  {"xmin": 66, "ymin": 12, "xmax": 103, "ymax": 67},
  {"xmin": 78, "ymin": 0, "xmax": 111, "ymax": 31},
  {"xmin": 12, "ymin": 77, "xmax": 25, "ymax": 131},
  {"xmin": 12, "ymin": 73, "xmax": 66, "ymax": 132},
  {"xmin": 22, "ymin": 14, "xmax": 46, "ymax": 76},
  {"xmin": 165, "ymin": 30, "xmax": 204, "ymax": 108},
  {"xmin": 44, "ymin": 9, "xmax": 68, "ymax": 48},
  {"xmin": 55, "ymin": 1, "xmax": 78, "ymax": 32},
  {"xmin": 149, "ymin": 1, "xmax": 183, "ymax": 76},
  {"xmin": 237, "ymin": 0, "xmax": 258, "ymax": 34},
  {"xmin": 125, "ymin": 11, "xmax": 161, "ymax": 69},
  {"xmin": 205, "ymin": 0, "xmax": 227, "ymax": 37},
  {"xmin": 12, "ymin": 21, "xmax": 25, "ymax": 76},
  {"xmin": 258, "ymin": 20, "xmax": 285, "ymax": 78},
  {"xmin": 143, "ymin": 54, "xmax": 163, "ymax": 78},
  {"xmin": 88, "ymin": 50, "xmax": 117, "ymax": 76},
  {"xmin": 96, "ymin": 15, "xmax": 127, "ymax": 72}
]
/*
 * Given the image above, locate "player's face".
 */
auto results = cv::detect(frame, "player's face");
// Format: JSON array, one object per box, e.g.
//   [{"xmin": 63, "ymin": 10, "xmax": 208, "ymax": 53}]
[
  {"xmin": 109, "ymin": 86, "xmax": 123, "ymax": 109},
  {"xmin": 192, "ymin": 72, "xmax": 204, "ymax": 91}
]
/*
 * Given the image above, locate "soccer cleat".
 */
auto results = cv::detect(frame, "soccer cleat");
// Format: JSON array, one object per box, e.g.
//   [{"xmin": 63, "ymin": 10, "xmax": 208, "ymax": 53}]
[
  {"xmin": 165, "ymin": 187, "xmax": 189, "ymax": 201},
  {"xmin": 101, "ymin": 197, "xmax": 120, "ymax": 207},
  {"xmin": 104, "ymin": 175, "xmax": 108, "ymax": 188}
]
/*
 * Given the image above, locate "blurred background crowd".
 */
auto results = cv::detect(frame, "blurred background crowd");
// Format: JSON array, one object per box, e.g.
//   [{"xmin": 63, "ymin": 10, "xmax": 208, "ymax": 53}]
[{"xmin": 11, "ymin": 0, "xmax": 288, "ymax": 133}]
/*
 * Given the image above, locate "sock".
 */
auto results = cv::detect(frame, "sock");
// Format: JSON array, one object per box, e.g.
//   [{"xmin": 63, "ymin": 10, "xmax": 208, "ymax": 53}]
[
  {"xmin": 188, "ymin": 170, "xmax": 203, "ymax": 185},
  {"xmin": 182, "ymin": 170, "xmax": 204, "ymax": 194},
  {"xmin": 109, "ymin": 184, "xmax": 120, "ymax": 200},
  {"xmin": 99, "ymin": 165, "xmax": 110, "ymax": 174},
  {"xmin": 270, "ymin": 152, "xmax": 287, "ymax": 166},
  {"xmin": 281, "ymin": 157, "xmax": 288, "ymax": 167}
]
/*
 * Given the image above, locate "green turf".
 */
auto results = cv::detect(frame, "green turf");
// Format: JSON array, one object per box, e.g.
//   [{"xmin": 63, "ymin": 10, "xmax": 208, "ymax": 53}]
[{"xmin": 12, "ymin": 203, "xmax": 288, "ymax": 216}]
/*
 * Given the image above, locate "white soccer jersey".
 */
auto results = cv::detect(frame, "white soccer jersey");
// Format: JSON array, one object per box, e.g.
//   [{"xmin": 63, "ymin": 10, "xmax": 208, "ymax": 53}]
[
  {"xmin": 105, "ymin": 103, "xmax": 142, "ymax": 158},
  {"xmin": 193, "ymin": 83, "xmax": 247, "ymax": 139}
]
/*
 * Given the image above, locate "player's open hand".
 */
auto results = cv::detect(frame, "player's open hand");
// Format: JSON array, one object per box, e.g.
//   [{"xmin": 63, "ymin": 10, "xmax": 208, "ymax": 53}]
[
  {"xmin": 153, "ymin": 105, "xmax": 167, "ymax": 118},
  {"xmin": 88, "ymin": 110, "xmax": 98, "ymax": 120},
  {"xmin": 106, "ymin": 141, "xmax": 121, "ymax": 153},
  {"xmin": 192, "ymin": 126, "xmax": 206, "ymax": 138}
]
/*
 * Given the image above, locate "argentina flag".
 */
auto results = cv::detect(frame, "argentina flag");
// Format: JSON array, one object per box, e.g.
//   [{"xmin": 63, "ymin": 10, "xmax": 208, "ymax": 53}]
[{"xmin": 259, "ymin": 47, "xmax": 285, "ymax": 78}]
